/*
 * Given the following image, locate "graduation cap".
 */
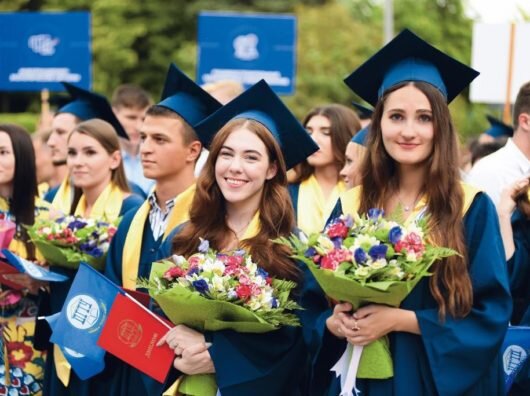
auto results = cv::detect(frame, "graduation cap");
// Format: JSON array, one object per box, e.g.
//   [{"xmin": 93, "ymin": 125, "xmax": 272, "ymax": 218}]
[
  {"xmin": 351, "ymin": 101, "xmax": 373, "ymax": 120},
  {"xmin": 49, "ymin": 94, "xmax": 72, "ymax": 110},
  {"xmin": 157, "ymin": 63, "xmax": 222, "ymax": 136},
  {"xmin": 344, "ymin": 29, "xmax": 479, "ymax": 106},
  {"xmin": 351, "ymin": 125, "xmax": 369, "ymax": 146},
  {"xmin": 58, "ymin": 83, "xmax": 129, "ymax": 140},
  {"xmin": 484, "ymin": 115, "xmax": 514, "ymax": 138},
  {"xmin": 195, "ymin": 80, "xmax": 319, "ymax": 170}
]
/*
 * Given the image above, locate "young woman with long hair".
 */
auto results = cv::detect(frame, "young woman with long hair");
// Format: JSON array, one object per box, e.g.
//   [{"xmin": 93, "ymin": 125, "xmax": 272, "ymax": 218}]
[
  {"xmin": 301, "ymin": 30, "xmax": 512, "ymax": 395},
  {"xmin": 0, "ymin": 123, "xmax": 49, "ymax": 395},
  {"xmin": 158, "ymin": 80, "xmax": 318, "ymax": 395},
  {"xmin": 289, "ymin": 104, "xmax": 361, "ymax": 234},
  {"xmin": 42, "ymin": 118, "xmax": 143, "ymax": 396}
]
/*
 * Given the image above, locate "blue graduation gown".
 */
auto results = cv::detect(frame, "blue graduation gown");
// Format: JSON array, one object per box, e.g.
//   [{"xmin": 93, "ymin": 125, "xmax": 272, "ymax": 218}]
[
  {"xmin": 301, "ymin": 192, "xmax": 512, "ymax": 396},
  {"xmin": 40, "ymin": 196, "xmax": 143, "ymax": 396},
  {"xmin": 154, "ymin": 228, "xmax": 309, "ymax": 396},
  {"xmin": 44, "ymin": 181, "xmax": 147, "ymax": 203},
  {"xmin": 505, "ymin": 208, "xmax": 530, "ymax": 395}
]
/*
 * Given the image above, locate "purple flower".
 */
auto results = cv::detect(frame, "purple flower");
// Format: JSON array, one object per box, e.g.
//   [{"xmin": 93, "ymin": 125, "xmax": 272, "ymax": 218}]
[
  {"xmin": 343, "ymin": 215, "xmax": 354, "ymax": 228},
  {"xmin": 354, "ymin": 248, "xmax": 368, "ymax": 264},
  {"xmin": 304, "ymin": 247, "xmax": 317, "ymax": 258},
  {"xmin": 187, "ymin": 266, "xmax": 200, "ymax": 276},
  {"xmin": 332, "ymin": 237, "xmax": 343, "ymax": 249},
  {"xmin": 367, "ymin": 208, "xmax": 384, "ymax": 220},
  {"xmin": 389, "ymin": 226, "xmax": 403, "ymax": 244},
  {"xmin": 198, "ymin": 238, "xmax": 210, "ymax": 253},
  {"xmin": 234, "ymin": 249, "xmax": 246, "ymax": 256},
  {"xmin": 368, "ymin": 244, "xmax": 388, "ymax": 260},
  {"xmin": 68, "ymin": 219, "xmax": 87, "ymax": 230},
  {"xmin": 192, "ymin": 279, "xmax": 209, "ymax": 295}
]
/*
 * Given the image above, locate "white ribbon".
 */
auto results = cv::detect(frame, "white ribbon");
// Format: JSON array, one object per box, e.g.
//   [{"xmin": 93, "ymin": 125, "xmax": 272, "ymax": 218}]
[{"xmin": 330, "ymin": 343, "xmax": 363, "ymax": 396}]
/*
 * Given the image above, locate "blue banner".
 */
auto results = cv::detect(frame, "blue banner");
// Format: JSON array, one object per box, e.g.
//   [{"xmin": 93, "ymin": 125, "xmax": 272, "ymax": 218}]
[
  {"xmin": 197, "ymin": 11, "xmax": 297, "ymax": 95},
  {"xmin": 0, "ymin": 11, "xmax": 91, "ymax": 91},
  {"xmin": 49, "ymin": 263, "xmax": 122, "ymax": 380}
]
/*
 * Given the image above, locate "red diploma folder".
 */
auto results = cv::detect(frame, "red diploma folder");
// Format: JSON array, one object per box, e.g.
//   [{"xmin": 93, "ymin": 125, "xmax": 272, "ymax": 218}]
[
  {"xmin": 0, "ymin": 260, "xmax": 24, "ymax": 290},
  {"xmin": 97, "ymin": 293, "xmax": 175, "ymax": 382}
]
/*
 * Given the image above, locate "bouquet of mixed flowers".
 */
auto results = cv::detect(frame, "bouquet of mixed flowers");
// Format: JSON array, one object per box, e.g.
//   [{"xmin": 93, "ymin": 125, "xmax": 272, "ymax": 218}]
[
  {"xmin": 276, "ymin": 209, "xmax": 457, "ymax": 394},
  {"xmin": 27, "ymin": 216, "xmax": 118, "ymax": 271},
  {"xmin": 140, "ymin": 238, "xmax": 301, "ymax": 396}
]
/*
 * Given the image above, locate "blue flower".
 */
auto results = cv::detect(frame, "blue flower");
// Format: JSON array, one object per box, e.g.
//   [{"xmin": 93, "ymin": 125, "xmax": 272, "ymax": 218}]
[
  {"xmin": 367, "ymin": 208, "xmax": 384, "ymax": 220},
  {"xmin": 271, "ymin": 298, "xmax": 278, "ymax": 308},
  {"xmin": 234, "ymin": 249, "xmax": 246, "ymax": 256},
  {"xmin": 257, "ymin": 267, "xmax": 269, "ymax": 279},
  {"xmin": 368, "ymin": 244, "xmax": 388, "ymax": 260},
  {"xmin": 304, "ymin": 247, "xmax": 317, "ymax": 258},
  {"xmin": 198, "ymin": 238, "xmax": 210, "ymax": 253},
  {"xmin": 354, "ymin": 248, "xmax": 368, "ymax": 264},
  {"xmin": 389, "ymin": 226, "xmax": 403, "ymax": 244},
  {"xmin": 343, "ymin": 215, "xmax": 354, "ymax": 228},
  {"xmin": 192, "ymin": 279, "xmax": 209, "ymax": 295}
]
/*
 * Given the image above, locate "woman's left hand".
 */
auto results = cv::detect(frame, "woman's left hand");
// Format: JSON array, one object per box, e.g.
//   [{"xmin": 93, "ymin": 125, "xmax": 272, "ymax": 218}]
[
  {"xmin": 157, "ymin": 324, "xmax": 206, "ymax": 356},
  {"xmin": 173, "ymin": 342, "xmax": 215, "ymax": 375},
  {"xmin": 345, "ymin": 305, "xmax": 419, "ymax": 346}
]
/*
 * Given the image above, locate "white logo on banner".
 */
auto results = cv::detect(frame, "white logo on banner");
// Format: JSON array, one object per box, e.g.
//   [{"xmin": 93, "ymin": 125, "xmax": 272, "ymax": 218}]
[
  {"xmin": 66, "ymin": 295, "xmax": 100, "ymax": 330},
  {"xmin": 28, "ymin": 34, "xmax": 59, "ymax": 56},
  {"xmin": 233, "ymin": 34, "xmax": 259, "ymax": 61}
]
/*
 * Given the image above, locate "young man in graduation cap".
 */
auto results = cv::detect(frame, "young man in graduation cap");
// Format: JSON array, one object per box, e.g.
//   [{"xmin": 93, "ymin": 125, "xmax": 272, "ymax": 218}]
[
  {"xmin": 100, "ymin": 63, "xmax": 221, "ymax": 395},
  {"xmin": 44, "ymin": 83, "xmax": 146, "ymax": 208},
  {"xmin": 467, "ymin": 81, "xmax": 530, "ymax": 206}
]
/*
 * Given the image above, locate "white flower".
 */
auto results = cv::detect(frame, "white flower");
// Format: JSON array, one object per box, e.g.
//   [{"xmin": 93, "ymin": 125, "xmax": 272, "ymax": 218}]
[
  {"xmin": 211, "ymin": 275, "xmax": 225, "ymax": 292},
  {"xmin": 406, "ymin": 252, "xmax": 418, "ymax": 262},
  {"xmin": 171, "ymin": 254, "xmax": 187, "ymax": 266},
  {"xmin": 405, "ymin": 223, "xmax": 425, "ymax": 239},
  {"xmin": 370, "ymin": 258, "xmax": 388, "ymax": 269},
  {"xmin": 354, "ymin": 266, "xmax": 370, "ymax": 277},
  {"xmin": 353, "ymin": 235, "xmax": 380, "ymax": 250},
  {"xmin": 298, "ymin": 231, "xmax": 309, "ymax": 244},
  {"xmin": 248, "ymin": 298, "xmax": 262, "ymax": 311},
  {"xmin": 317, "ymin": 235, "xmax": 335, "ymax": 253}
]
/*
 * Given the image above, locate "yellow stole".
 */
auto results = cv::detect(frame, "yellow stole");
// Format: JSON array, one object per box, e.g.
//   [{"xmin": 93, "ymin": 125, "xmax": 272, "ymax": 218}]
[
  {"xmin": 163, "ymin": 210, "xmax": 261, "ymax": 396},
  {"xmin": 38, "ymin": 182, "xmax": 50, "ymax": 199},
  {"xmin": 54, "ymin": 182, "xmax": 124, "ymax": 386},
  {"xmin": 297, "ymin": 174, "xmax": 345, "ymax": 235},
  {"xmin": 73, "ymin": 182, "xmax": 124, "ymax": 221},
  {"xmin": 51, "ymin": 178, "xmax": 72, "ymax": 215},
  {"xmin": 340, "ymin": 182, "xmax": 480, "ymax": 222},
  {"xmin": 122, "ymin": 184, "xmax": 196, "ymax": 290}
]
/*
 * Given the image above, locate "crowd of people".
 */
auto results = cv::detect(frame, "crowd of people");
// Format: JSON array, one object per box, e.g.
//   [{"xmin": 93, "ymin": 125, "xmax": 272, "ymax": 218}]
[{"xmin": 0, "ymin": 27, "xmax": 529, "ymax": 395}]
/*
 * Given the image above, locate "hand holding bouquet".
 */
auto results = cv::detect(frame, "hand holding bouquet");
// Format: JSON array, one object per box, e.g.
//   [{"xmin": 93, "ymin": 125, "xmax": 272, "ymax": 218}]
[
  {"xmin": 140, "ymin": 239, "xmax": 301, "ymax": 396},
  {"xmin": 27, "ymin": 216, "xmax": 118, "ymax": 271},
  {"xmin": 276, "ymin": 209, "xmax": 457, "ymax": 394}
]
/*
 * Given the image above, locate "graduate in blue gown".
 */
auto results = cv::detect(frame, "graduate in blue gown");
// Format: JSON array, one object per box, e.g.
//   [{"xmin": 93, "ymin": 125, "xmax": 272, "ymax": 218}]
[
  {"xmin": 300, "ymin": 29, "xmax": 512, "ymax": 396},
  {"xmin": 41, "ymin": 118, "xmax": 143, "ymax": 396},
  {"xmin": 98, "ymin": 64, "xmax": 221, "ymax": 396},
  {"xmin": 157, "ymin": 80, "xmax": 318, "ymax": 395}
]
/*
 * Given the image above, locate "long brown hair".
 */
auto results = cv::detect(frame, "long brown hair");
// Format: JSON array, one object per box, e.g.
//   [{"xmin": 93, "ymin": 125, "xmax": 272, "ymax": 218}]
[
  {"xmin": 295, "ymin": 104, "xmax": 361, "ymax": 183},
  {"xmin": 67, "ymin": 119, "xmax": 130, "ymax": 214},
  {"xmin": 172, "ymin": 118, "xmax": 299, "ymax": 281},
  {"xmin": 358, "ymin": 81, "xmax": 472, "ymax": 319}
]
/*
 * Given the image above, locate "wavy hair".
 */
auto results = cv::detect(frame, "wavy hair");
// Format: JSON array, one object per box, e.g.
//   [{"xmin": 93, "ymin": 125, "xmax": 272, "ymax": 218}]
[
  {"xmin": 172, "ymin": 118, "xmax": 299, "ymax": 281},
  {"xmin": 358, "ymin": 81, "xmax": 472, "ymax": 319}
]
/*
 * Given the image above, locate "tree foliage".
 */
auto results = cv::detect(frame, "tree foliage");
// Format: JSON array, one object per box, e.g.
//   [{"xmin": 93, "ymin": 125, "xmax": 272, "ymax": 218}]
[{"xmin": 0, "ymin": 0, "xmax": 503, "ymax": 137}]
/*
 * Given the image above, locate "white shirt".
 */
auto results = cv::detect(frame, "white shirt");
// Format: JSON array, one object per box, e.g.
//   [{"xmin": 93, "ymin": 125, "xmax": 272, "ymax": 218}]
[
  {"xmin": 148, "ymin": 192, "xmax": 175, "ymax": 240},
  {"xmin": 466, "ymin": 138, "xmax": 530, "ymax": 206}
]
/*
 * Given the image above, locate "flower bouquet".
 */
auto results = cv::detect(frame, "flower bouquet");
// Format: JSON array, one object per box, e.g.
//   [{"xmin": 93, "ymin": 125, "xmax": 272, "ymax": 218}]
[
  {"xmin": 276, "ymin": 209, "xmax": 457, "ymax": 394},
  {"xmin": 140, "ymin": 239, "xmax": 301, "ymax": 396},
  {"xmin": 27, "ymin": 216, "xmax": 118, "ymax": 271}
]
